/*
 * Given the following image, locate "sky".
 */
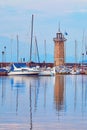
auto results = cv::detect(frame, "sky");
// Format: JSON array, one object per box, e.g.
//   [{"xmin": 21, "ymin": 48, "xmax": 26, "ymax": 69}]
[{"xmin": 0, "ymin": 0, "xmax": 87, "ymax": 63}]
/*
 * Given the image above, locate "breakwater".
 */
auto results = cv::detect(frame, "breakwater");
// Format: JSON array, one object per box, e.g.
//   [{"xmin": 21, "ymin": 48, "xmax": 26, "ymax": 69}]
[
  {"xmin": 0, "ymin": 62, "xmax": 86, "ymax": 68},
  {"xmin": 0, "ymin": 62, "xmax": 54, "ymax": 68}
]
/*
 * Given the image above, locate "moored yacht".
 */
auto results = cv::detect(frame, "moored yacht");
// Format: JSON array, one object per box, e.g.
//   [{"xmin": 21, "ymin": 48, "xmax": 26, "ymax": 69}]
[
  {"xmin": 39, "ymin": 67, "xmax": 55, "ymax": 76},
  {"xmin": 0, "ymin": 68, "xmax": 8, "ymax": 76},
  {"xmin": 8, "ymin": 63, "xmax": 40, "ymax": 76},
  {"xmin": 70, "ymin": 68, "xmax": 80, "ymax": 75}
]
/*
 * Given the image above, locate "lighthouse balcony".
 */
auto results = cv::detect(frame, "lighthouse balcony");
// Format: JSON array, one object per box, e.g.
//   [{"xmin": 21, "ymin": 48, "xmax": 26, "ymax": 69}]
[{"xmin": 53, "ymin": 38, "xmax": 66, "ymax": 42}]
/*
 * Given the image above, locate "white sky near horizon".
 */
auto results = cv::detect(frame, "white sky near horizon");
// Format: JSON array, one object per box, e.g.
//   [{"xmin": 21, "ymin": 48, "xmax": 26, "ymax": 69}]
[{"xmin": 0, "ymin": 0, "xmax": 87, "ymax": 62}]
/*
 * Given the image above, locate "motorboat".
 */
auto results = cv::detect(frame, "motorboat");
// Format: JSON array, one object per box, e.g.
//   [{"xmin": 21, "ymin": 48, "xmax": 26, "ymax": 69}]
[
  {"xmin": 55, "ymin": 66, "xmax": 70, "ymax": 74},
  {"xmin": 70, "ymin": 68, "xmax": 80, "ymax": 75},
  {"xmin": 39, "ymin": 67, "xmax": 55, "ymax": 76},
  {"xmin": 0, "ymin": 68, "xmax": 8, "ymax": 76},
  {"xmin": 8, "ymin": 63, "xmax": 40, "ymax": 76}
]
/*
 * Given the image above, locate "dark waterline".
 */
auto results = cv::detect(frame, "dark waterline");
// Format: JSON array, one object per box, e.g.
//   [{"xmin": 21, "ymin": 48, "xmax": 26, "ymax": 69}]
[{"xmin": 0, "ymin": 75, "xmax": 87, "ymax": 130}]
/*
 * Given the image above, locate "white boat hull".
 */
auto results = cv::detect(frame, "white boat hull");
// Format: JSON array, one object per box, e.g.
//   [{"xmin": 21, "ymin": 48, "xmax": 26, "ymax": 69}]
[
  {"xmin": 39, "ymin": 70, "xmax": 54, "ymax": 76},
  {"xmin": 8, "ymin": 63, "xmax": 40, "ymax": 76},
  {"xmin": 8, "ymin": 71, "xmax": 39, "ymax": 76}
]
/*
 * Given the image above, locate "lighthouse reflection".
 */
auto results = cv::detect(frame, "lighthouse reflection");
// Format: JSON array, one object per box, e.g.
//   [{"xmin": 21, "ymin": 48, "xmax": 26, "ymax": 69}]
[{"xmin": 54, "ymin": 75, "xmax": 64, "ymax": 111}]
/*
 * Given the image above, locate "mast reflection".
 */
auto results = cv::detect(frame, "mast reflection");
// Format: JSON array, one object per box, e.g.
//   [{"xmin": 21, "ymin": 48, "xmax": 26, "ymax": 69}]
[
  {"xmin": 10, "ymin": 76, "xmax": 25, "ymax": 114},
  {"xmin": 74, "ymin": 75, "xmax": 77, "ymax": 111},
  {"xmin": 29, "ymin": 82, "xmax": 32, "ymax": 130},
  {"xmin": 1, "ymin": 77, "xmax": 6, "ymax": 105}
]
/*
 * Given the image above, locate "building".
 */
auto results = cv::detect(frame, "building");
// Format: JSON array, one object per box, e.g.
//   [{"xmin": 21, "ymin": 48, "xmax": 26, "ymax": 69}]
[{"xmin": 53, "ymin": 29, "xmax": 67, "ymax": 66}]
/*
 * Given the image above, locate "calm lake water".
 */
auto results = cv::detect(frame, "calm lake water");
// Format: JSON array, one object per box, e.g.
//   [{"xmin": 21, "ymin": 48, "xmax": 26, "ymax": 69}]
[{"xmin": 0, "ymin": 75, "xmax": 87, "ymax": 130}]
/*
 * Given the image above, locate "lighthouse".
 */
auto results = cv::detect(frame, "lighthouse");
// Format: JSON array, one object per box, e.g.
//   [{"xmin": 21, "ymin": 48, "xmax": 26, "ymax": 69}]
[{"xmin": 53, "ymin": 28, "xmax": 67, "ymax": 66}]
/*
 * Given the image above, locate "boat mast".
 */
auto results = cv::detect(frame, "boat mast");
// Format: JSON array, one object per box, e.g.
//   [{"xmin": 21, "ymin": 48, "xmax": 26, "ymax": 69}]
[
  {"xmin": 75, "ymin": 40, "xmax": 77, "ymax": 64},
  {"xmin": 35, "ymin": 36, "xmax": 40, "ymax": 63},
  {"xmin": 17, "ymin": 35, "xmax": 19, "ymax": 62},
  {"xmin": 11, "ymin": 37, "xmax": 13, "ymax": 62},
  {"xmin": 81, "ymin": 30, "xmax": 85, "ymax": 72},
  {"xmin": 85, "ymin": 36, "xmax": 87, "ymax": 60},
  {"xmin": 30, "ymin": 14, "xmax": 34, "ymax": 62},
  {"xmin": 82, "ymin": 30, "xmax": 85, "ymax": 64},
  {"xmin": 44, "ymin": 40, "xmax": 46, "ymax": 63}
]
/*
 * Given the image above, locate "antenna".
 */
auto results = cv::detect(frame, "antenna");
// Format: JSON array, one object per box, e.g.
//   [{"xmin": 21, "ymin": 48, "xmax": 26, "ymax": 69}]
[{"xmin": 58, "ymin": 22, "xmax": 60, "ymax": 32}]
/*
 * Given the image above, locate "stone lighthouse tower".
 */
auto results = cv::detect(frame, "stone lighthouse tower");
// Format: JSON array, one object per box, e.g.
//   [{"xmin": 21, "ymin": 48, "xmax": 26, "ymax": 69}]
[{"xmin": 53, "ymin": 28, "xmax": 67, "ymax": 66}]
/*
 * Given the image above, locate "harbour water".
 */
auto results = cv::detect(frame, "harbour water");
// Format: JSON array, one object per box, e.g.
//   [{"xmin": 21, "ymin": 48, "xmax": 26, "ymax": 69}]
[{"xmin": 0, "ymin": 75, "xmax": 87, "ymax": 130}]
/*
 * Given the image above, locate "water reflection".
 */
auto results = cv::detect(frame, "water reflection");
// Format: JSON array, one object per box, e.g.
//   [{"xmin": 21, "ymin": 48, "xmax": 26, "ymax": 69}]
[
  {"xmin": 1, "ymin": 77, "xmax": 7, "ymax": 105},
  {"xmin": 74, "ymin": 75, "xmax": 77, "ymax": 111},
  {"xmin": 10, "ymin": 76, "xmax": 26, "ymax": 88},
  {"xmin": 54, "ymin": 75, "xmax": 64, "ymax": 111},
  {"xmin": 66, "ymin": 75, "xmax": 87, "ymax": 115},
  {"xmin": 81, "ymin": 75, "xmax": 87, "ymax": 114},
  {"xmin": 29, "ymin": 82, "xmax": 32, "ymax": 130},
  {"xmin": 9, "ymin": 76, "xmax": 26, "ymax": 115},
  {"xmin": 0, "ymin": 75, "xmax": 87, "ymax": 129},
  {"xmin": 54, "ymin": 75, "xmax": 87, "ymax": 120},
  {"xmin": 34, "ymin": 78, "xmax": 40, "ymax": 111}
]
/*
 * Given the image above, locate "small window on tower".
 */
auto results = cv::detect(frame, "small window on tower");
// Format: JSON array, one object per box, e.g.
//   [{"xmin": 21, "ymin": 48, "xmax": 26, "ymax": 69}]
[{"xmin": 60, "ymin": 34, "xmax": 62, "ymax": 39}]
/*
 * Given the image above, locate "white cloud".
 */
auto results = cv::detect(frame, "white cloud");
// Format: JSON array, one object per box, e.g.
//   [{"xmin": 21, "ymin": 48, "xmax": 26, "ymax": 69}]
[
  {"xmin": 0, "ymin": 0, "xmax": 87, "ymax": 15},
  {"xmin": 0, "ymin": 0, "xmax": 87, "ymax": 62},
  {"xmin": 65, "ymin": 8, "xmax": 87, "ymax": 14},
  {"xmin": 0, "ymin": 0, "xmax": 87, "ymax": 40}
]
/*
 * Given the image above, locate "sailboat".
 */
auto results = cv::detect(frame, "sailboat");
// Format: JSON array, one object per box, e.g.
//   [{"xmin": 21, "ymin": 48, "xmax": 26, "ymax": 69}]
[
  {"xmin": 70, "ymin": 40, "xmax": 80, "ymax": 75},
  {"xmin": 0, "ymin": 68, "xmax": 8, "ymax": 76},
  {"xmin": 39, "ymin": 67, "xmax": 55, "ymax": 76},
  {"xmin": 8, "ymin": 15, "xmax": 40, "ymax": 76},
  {"xmin": 39, "ymin": 40, "xmax": 55, "ymax": 76},
  {"xmin": 8, "ymin": 63, "xmax": 40, "ymax": 76}
]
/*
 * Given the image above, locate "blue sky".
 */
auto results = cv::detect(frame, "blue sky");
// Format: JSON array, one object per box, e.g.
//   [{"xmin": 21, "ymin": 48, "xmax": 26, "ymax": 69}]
[{"xmin": 0, "ymin": 0, "xmax": 87, "ymax": 63}]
